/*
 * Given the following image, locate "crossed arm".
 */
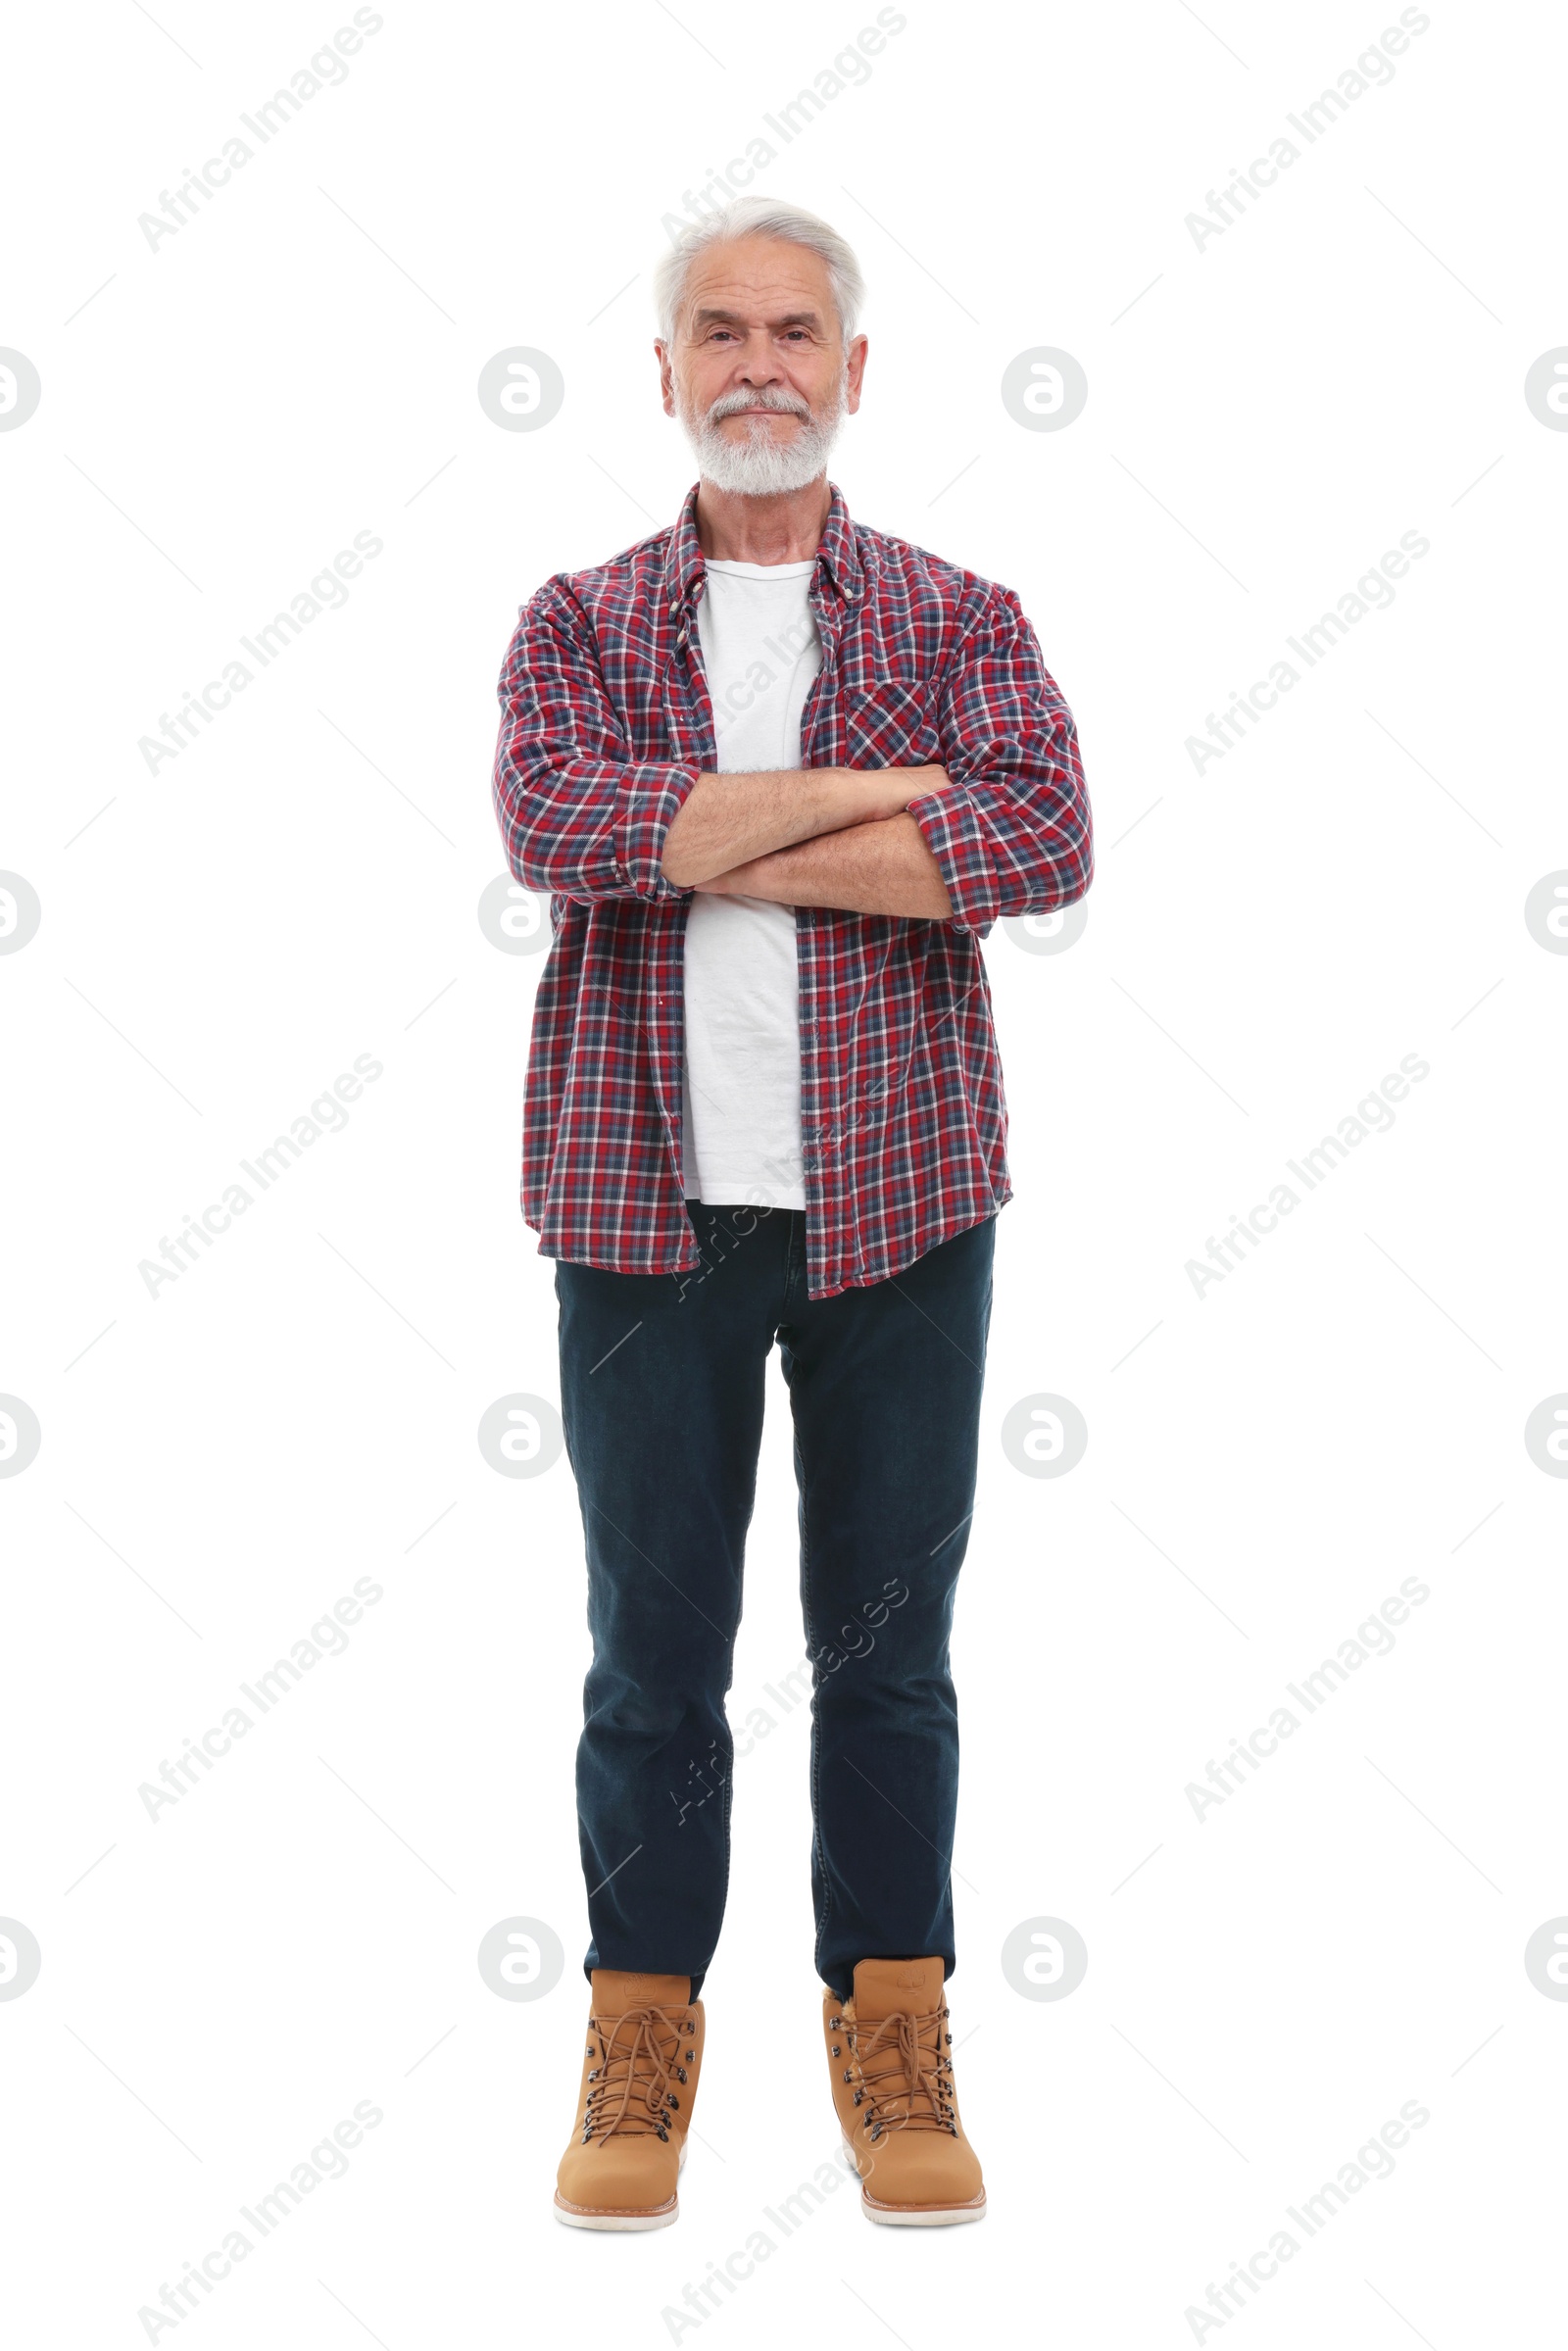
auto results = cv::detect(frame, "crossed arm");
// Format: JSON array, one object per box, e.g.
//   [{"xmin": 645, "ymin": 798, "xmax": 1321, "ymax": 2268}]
[
  {"xmin": 494, "ymin": 581, "xmax": 1093, "ymax": 933},
  {"xmin": 661, "ymin": 763, "xmax": 956, "ymax": 921}
]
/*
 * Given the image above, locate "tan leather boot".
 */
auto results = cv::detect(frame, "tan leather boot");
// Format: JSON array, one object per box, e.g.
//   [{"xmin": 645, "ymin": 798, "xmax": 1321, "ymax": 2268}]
[
  {"xmin": 822, "ymin": 1957, "xmax": 986, "ymax": 2225},
  {"xmin": 554, "ymin": 1971, "xmax": 704, "ymax": 2229}
]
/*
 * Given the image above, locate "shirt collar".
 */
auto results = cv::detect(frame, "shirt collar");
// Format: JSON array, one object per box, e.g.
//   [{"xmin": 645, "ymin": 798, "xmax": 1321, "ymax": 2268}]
[{"xmin": 663, "ymin": 476, "xmax": 867, "ymax": 625}]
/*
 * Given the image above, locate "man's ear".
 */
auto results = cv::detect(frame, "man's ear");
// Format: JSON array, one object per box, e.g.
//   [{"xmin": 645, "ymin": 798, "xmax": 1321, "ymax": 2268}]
[
  {"xmin": 845, "ymin": 333, "xmax": 868, "ymax": 416},
  {"xmin": 656, "ymin": 341, "xmax": 679, "ymax": 417}
]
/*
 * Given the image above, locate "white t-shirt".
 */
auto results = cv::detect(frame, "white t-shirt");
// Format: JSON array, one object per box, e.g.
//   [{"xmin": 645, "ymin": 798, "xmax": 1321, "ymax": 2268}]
[{"xmin": 679, "ymin": 557, "xmax": 822, "ymax": 1209}]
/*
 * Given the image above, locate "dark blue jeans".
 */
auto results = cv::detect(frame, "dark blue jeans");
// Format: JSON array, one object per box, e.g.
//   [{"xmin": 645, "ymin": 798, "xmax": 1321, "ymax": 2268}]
[{"xmin": 553, "ymin": 1199, "xmax": 996, "ymax": 2003}]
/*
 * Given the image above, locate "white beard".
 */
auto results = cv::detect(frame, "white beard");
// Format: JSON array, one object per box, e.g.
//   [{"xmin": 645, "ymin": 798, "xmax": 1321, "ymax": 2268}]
[{"xmin": 675, "ymin": 367, "xmax": 849, "ymax": 496}]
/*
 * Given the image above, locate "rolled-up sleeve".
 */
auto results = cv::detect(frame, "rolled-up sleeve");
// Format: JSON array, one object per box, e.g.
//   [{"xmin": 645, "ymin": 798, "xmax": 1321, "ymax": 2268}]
[
  {"xmin": 904, "ymin": 585, "xmax": 1094, "ymax": 940},
  {"xmin": 493, "ymin": 583, "xmax": 700, "ymax": 905}
]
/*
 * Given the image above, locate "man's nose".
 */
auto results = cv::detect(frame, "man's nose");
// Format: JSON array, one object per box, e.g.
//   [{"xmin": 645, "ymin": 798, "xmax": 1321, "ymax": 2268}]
[{"xmin": 735, "ymin": 339, "xmax": 785, "ymax": 379}]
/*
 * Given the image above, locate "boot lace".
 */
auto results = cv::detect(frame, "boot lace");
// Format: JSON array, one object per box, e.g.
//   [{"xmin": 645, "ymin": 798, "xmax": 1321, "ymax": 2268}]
[
  {"xmin": 830, "ymin": 1998, "xmax": 958, "ymax": 2139},
  {"xmin": 580, "ymin": 2004, "xmax": 695, "ymax": 2147}
]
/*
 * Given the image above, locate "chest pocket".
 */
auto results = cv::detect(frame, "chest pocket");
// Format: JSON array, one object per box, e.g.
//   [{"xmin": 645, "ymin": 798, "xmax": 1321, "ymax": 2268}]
[{"xmin": 842, "ymin": 680, "xmax": 942, "ymax": 769}]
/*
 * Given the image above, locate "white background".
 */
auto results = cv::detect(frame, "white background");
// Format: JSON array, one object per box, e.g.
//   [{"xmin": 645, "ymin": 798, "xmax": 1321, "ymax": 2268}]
[{"xmin": 4, "ymin": 0, "xmax": 1566, "ymax": 2342}]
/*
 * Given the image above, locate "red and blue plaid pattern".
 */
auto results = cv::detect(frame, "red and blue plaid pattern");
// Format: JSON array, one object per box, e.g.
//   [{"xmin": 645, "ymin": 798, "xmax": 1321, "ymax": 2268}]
[{"xmin": 493, "ymin": 479, "xmax": 1093, "ymax": 1298}]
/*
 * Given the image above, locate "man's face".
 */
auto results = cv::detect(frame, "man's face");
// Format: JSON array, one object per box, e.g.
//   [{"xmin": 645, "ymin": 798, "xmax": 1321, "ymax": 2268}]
[{"xmin": 659, "ymin": 234, "xmax": 867, "ymax": 496}]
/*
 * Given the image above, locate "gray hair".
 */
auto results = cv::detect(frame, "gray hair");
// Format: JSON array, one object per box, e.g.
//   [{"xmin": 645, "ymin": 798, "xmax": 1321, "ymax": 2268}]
[{"xmin": 653, "ymin": 197, "xmax": 866, "ymax": 348}]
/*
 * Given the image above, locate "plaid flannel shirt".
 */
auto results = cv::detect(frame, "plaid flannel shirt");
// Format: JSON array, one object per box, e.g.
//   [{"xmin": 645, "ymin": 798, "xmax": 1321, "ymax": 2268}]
[{"xmin": 492, "ymin": 478, "xmax": 1093, "ymax": 1300}]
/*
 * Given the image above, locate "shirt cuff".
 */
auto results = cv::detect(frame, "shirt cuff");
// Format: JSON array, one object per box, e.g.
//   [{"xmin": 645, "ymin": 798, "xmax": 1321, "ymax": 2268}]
[
  {"xmin": 612, "ymin": 760, "xmax": 702, "ymax": 901},
  {"xmin": 905, "ymin": 785, "xmax": 1001, "ymax": 935}
]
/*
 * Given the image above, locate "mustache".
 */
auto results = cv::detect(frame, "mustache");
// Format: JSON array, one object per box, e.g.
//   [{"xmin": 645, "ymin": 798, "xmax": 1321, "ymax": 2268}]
[{"xmin": 706, "ymin": 388, "xmax": 814, "ymax": 424}]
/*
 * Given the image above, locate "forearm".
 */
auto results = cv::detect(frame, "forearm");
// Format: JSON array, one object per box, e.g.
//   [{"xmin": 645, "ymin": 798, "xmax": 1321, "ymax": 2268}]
[
  {"xmin": 662, "ymin": 765, "xmax": 931, "ymax": 889},
  {"xmin": 706, "ymin": 812, "xmax": 954, "ymax": 920}
]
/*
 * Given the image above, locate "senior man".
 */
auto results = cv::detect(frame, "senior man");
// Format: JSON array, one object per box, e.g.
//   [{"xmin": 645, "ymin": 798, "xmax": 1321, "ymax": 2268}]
[{"xmin": 492, "ymin": 195, "xmax": 1093, "ymax": 2231}]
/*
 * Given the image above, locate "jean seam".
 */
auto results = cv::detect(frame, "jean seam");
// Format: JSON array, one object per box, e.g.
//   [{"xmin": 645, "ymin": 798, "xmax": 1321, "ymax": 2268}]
[{"xmin": 794, "ymin": 1412, "xmax": 835, "ymax": 1987}]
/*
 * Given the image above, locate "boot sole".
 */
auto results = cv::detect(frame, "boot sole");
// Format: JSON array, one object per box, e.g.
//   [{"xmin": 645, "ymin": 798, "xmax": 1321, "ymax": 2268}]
[
  {"xmin": 554, "ymin": 2136, "xmax": 688, "ymax": 2230},
  {"xmin": 841, "ymin": 2137, "xmax": 988, "ymax": 2227}
]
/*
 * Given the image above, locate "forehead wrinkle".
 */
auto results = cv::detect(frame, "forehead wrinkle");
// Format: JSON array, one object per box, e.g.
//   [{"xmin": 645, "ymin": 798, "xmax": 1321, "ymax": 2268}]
[{"xmin": 689, "ymin": 304, "xmax": 826, "ymax": 332}]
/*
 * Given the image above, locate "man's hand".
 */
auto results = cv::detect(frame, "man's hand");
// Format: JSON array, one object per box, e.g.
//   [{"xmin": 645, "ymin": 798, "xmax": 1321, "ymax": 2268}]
[{"xmin": 850, "ymin": 762, "xmax": 951, "ymax": 812}]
